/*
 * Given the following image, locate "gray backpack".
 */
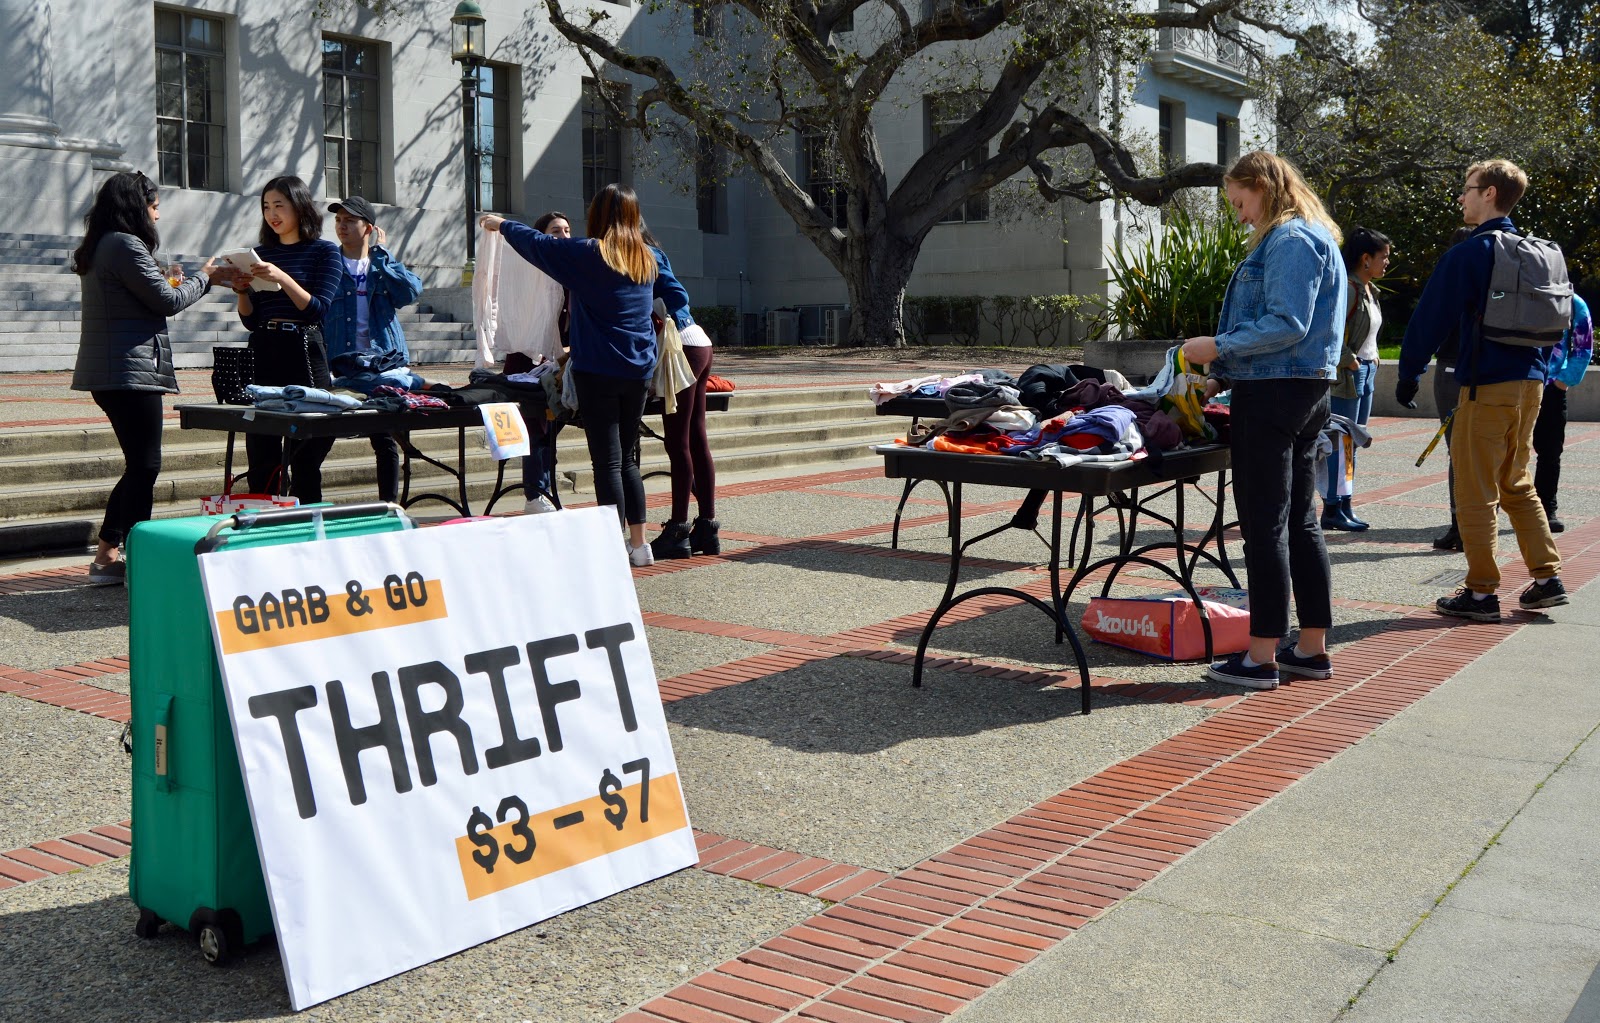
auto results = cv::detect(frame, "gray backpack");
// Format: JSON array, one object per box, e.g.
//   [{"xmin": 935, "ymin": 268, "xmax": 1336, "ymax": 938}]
[{"xmin": 1481, "ymin": 230, "xmax": 1573, "ymax": 346}]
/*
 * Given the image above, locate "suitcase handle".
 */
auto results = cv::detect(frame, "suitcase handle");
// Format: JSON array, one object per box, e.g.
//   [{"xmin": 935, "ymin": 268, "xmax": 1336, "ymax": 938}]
[{"xmin": 194, "ymin": 502, "xmax": 410, "ymax": 554}]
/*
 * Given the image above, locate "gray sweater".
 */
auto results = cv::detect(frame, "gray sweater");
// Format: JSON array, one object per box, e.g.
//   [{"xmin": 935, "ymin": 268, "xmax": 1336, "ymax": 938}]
[{"xmin": 71, "ymin": 232, "xmax": 210, "ymax": 393}]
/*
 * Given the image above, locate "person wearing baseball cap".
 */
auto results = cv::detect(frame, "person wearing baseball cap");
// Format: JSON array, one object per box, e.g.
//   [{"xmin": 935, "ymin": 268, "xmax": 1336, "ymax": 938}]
[{"xmin": 325, "ymin": 195, "xmax": 424, "ymax": 502}]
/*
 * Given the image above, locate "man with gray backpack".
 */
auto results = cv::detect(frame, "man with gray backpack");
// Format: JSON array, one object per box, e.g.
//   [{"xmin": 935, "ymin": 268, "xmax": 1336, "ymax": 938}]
[{"xmin": 1396, "ymin": 158, "xmax": 1574, "ymax": 622}]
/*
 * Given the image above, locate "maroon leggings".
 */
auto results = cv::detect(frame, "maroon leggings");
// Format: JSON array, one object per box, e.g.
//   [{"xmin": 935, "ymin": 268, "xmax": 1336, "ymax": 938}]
[{"xmin": 663, "ymin": 345, "xmax": 716, "ymax": 522}]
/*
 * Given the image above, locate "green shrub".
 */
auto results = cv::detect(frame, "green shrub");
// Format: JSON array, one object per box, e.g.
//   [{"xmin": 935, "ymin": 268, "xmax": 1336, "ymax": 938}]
[
  {"xmin": 690, "ymin": 304, "xmax": 738, "ymax": 343},
  {"xmin": 1101, "ymin": 204, "xmax": 1249, "ymax": 341}
]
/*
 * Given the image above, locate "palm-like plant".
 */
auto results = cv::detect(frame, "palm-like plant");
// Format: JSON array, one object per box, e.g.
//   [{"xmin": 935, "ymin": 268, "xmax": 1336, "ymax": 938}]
[{"xmin": 1103, "ymin": 204, "xmax": 1251, "ymax": 341}]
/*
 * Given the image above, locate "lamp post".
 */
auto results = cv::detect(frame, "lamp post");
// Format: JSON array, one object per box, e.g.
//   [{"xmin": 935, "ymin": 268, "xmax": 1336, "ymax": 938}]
[{"xmin": 450, "ymin": 1, "xmax": 486, "ymax": 285}]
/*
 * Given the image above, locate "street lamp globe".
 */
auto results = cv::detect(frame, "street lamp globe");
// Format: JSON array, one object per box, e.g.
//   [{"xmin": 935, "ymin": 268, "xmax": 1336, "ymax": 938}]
[{"xmin": 450, "ymin": 1, "xmax": 486, "ymax": 66}]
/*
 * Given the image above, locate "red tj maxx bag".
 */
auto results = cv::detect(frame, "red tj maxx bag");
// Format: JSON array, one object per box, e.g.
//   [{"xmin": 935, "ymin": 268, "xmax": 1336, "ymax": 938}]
[{"xmin": 1082, "ymin": 586, "xmax": 1250, "ymax": 661}]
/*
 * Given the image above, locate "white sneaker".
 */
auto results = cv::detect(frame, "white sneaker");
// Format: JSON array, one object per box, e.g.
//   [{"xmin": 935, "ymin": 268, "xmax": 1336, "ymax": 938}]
[
  {"xmin": 628, "ymin": 543, "xmax": 654, "ymax": 568},
  {"xmin": 524, "ymin": 496, "xmax": 557, "ymax": 515}
]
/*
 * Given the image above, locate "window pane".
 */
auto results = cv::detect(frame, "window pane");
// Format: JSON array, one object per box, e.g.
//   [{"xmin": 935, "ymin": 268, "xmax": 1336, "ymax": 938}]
[
  {"xmin": 155, "ymin": 10, "xmax": 181, "ymax": 46},
  {"xmin": 325, "ymin": 138, "xmax": 344, "ymax": 195},
  {"xmin": 157, "ymin": 81, "xmax": 183, "ymax": 120},
  {"xmin": 185, "ymin": 14, "xmax": 220, "ymax": 53},
  {"xmin": 353, "ymin": 142, "xmax": 379, "ymax": 198},
  {"xmin": 348, "ymin": 42, "xmax": 376, "ymax": 75},
  {"xmin": 159, "ymin": 150, "xmax": 183, "ymax": 188},
  {"xmin": 322, "ymin": 38, "xmax": 344, "ymax": 69}
]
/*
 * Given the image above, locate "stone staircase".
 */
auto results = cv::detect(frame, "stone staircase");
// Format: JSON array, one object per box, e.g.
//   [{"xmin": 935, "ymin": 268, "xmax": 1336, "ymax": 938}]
[
  {"xmin": 0, "ymin": 232, "xmax": 478, "ymax": 373},
  {"xmin": 0, "ymin": 382, "xmax": 900, "ymax": 557}
]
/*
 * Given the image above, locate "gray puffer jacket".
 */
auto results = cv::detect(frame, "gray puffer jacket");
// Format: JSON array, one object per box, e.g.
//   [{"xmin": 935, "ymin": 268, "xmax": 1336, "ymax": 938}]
[{"xmin": 71, "ymin": 232, "xmax": 210, "ymax": 393}]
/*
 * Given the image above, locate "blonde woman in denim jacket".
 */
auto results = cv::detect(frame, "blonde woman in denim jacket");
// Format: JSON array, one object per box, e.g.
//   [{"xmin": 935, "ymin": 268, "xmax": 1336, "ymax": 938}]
[{"xmin": 1180, "ymin": 151, "xmax": 1347, "ymax": 691}]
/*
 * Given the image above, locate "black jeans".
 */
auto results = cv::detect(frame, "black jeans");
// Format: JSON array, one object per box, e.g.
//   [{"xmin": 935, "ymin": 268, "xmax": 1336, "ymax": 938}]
[
  {"xmin": 1229, "ymin": 379, "xmax": 1334, "ymax": 640},
  {"xmin": 1533, "ymin": 381, "xmax": 1567, "ymax": 515},
  {"xmin": 92, "ymin": 389, "xmax": 164, "ymax": 546},
  {"xmin": 1432, "ymin": 362, "xmax": 1458, "ymax": 525},
  {"xmin": 372, "ymin": 433, "xmax": 402, "ymax": 504},
  {"xmin": 244, "ymin": 324, "xmax": 336, "ymax": 501},
  {"xmin": 572, "ymin": 369, "xmax": 648, "ymax": 527}
]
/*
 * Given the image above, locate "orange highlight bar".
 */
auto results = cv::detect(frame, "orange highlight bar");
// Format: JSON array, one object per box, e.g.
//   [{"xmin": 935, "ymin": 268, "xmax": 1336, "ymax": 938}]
[
  {"xmin": 455, "ymin": 773, "xmax": 689, "ymax": 901},
  {"xmin": 214, "ymin": 583, "xmax": 449, "ymax": 654}
]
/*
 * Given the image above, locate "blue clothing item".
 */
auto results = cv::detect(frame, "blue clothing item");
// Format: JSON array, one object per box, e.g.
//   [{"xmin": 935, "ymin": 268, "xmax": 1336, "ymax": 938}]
[
  {"xmin": 1547, "ymin": 294, "xmax": 1593, "ymax": 390},
  {"xmin": 333, "ymin": 368, "xmax": 427, "ymax": 394},
  {"xmin": 499, "ymin": 221, "xmax": 656, "ymax": 381},
  {"xmin": 651, "ymin": 246, "xmax": 696, "ymax": 331},
  {"xmin": 1399, "ymin": 217, "xmax": 1550, "ymax": 389},
  {"xmin": 1212, "ymin": 218, "xmax": 1346, "ymax": 382},
  {"xmin": 322, "ymin": 245, "xmax": 423, "ymax": 364},
  {"xmin": 1326, "ymin": 358, "xmax": 1376, "ymax": 499},
  {"xmin": 239, "ymin": 238, "xmax": 343, "ymax": 330}
]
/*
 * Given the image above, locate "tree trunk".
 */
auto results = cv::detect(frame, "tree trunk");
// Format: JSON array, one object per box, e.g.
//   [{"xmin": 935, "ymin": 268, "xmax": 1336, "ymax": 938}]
[{"xmin": 842, "ymin": 229, "xmax": 919, "ymax": 347}]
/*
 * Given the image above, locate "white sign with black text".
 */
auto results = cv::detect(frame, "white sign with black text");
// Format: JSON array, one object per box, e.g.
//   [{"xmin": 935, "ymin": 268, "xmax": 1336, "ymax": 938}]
[{"xmin": 198, "ymin": 508, "xmax": 696, "ymax": 1009}]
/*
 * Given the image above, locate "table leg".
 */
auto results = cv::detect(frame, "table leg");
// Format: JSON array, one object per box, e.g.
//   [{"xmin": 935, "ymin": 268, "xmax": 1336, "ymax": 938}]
[
  {"xmin": 890, "ymin": 478, "xmax": 953, "ymax": 550},
  {"xmin": 223, "ymin": 432, "xmax": 236, "ymax": 489},
  {"xmin": 457, "ymin": 426, "xmax": 471, "ymax": 516}
]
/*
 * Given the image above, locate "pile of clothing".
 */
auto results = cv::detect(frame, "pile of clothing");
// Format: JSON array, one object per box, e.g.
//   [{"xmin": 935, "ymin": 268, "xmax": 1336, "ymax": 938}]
[
  {"xmin": 887, "ymin": 363, "xmax": 1200, "ymax": 467},
  {"xmin": 330, "ymin": 349, "xmax": 426, "ymax": 394}
]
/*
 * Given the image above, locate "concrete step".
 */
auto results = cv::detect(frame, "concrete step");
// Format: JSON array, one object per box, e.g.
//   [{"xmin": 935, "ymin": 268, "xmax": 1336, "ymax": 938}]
[{"xmin": 0, "ymin": 383, "xmax": 891, "ymax": 553}]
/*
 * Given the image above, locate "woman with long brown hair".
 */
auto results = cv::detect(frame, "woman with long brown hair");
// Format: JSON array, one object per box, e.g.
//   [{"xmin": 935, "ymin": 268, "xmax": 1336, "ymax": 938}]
[
  {"xmin": 480, "ymin": 185, "xmax": 660, "ymax": 565},
  {"xmin": 1180, "ymin": 151, "xmax": 1346, "ymax": 690}
]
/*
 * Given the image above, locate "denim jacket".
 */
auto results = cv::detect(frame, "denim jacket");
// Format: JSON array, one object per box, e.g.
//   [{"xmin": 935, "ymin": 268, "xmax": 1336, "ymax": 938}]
[
  {"xmin": 321, "ymin": 245, "xmax": 424, "ymax": 363},
  {"xmin": 1211, "ymin": 218, "xmax": 1346, "ymax": 383}
]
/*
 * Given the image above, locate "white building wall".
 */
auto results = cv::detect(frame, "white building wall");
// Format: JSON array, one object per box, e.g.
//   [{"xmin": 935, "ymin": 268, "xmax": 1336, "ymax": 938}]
[{"xmin": 0, "ymin": 1, "xmax": 1264, "ymax": 341}]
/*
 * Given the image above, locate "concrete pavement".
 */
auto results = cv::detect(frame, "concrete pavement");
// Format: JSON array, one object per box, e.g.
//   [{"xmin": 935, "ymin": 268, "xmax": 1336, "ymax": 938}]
[{"xmin": 1, "ymin": 350, "xmax": 1597, "ymax": 1022}]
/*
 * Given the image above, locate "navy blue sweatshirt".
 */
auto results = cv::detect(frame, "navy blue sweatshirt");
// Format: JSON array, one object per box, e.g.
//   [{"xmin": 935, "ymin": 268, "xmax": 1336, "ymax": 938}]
[
  {"xmin": 239, "ymin": 238, "xmax": 343, "ymax": 331},
  {"xmin": 1400, "ymin": 217, "xmax": 1548, "ymax": 389},
  {"xmin": 499, "ymin": 221, "xmax": 655, "ymax": 380}
]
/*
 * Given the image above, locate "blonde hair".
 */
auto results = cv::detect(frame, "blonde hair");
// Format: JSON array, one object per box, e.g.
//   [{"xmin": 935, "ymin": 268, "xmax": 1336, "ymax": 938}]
[
  {"xmin": 585, "ymin": 183, "xmax": 658, "ymax": 284},
  {"xmin": 1466, "ymin": 159, "xmax": 1528, "ymax": 212},
  {"xmin": 1225, "ymin": 151, "xmax": 1342, "ymax": 250}
]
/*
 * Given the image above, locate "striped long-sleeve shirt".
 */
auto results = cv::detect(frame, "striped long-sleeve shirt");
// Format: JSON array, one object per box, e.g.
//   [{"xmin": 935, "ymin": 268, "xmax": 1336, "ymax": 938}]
[{"xmin": 239, "ymin": 238, "xmax": 343, "ymax": 330}]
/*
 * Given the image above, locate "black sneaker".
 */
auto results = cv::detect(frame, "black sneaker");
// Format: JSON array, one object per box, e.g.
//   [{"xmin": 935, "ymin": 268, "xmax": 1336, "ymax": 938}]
[
  {"xmin": 1435, "ymin": 587, "xmax": 1501, "ymax": 622},
  {"xmin": 1519, "ymin": 578, "xmax": 1569, "ymax": 610},
  {"xmin": 1206, "ymin": 652, "xmax": 1280, "ymax": 690},
  {"xmin": 1548, "ymin": 517, "xmax": 1565, "ymax": 534},
  {"xmin": 1275, "ymin": 642, "xmax": 1333, "ymax": 680},
  {"xmin": 1432, "ymin": 527, "xmax": 1463, "ymax": 551},
  {"xmin": 87, "ymin": 561, "xmax": 126, "ymax": 587}
]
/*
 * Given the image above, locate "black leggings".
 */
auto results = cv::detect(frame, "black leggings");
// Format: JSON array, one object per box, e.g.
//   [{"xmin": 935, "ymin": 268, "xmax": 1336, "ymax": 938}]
[
  {"xmin": 244, "ymin": 326, "xmax": 336, "ymax": 501},
  {"xmin": 1229, "ymin": 379, "xmax": 1334, "ymax": 640},
  {"xmin": 92, "ymin": 389, "xmax": 165, "ymax": 547},
  {"xmin": 572, "ymin": 369, "xmax": 648, "ymax": 527},
  {"xmin": 661, "ymin": 346, "xmax": 716, "ymax": 522}
]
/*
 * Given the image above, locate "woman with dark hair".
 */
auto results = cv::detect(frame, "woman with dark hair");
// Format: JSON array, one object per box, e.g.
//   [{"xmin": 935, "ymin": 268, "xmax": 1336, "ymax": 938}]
[
  {"xmin": 1322, "ymin": 226, "xmax": 1391, "ymax": 531},
  {"xmin": 71, "ymin": 170, "xmax": 225, "ymax": 585},
  {"xmin": 230, "ymin": 175, "xmax": 343, "ymax": 501},
  {"xmin": 1180, "ymin": 151, "xmax": 1346, "ymax": 690},
  {"xmin": 480, "ymin": 185, "xmax": 660, "ymax": 565},
  {"xmin": 639, "ymin": 225, "xmax": 718, "ymax": 560}
]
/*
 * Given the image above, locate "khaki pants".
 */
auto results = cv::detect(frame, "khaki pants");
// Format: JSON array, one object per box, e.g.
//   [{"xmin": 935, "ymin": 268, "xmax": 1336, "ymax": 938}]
[{"xmin": 1451, "ymin": 379, "xmax": 1561, "ymax": 594}]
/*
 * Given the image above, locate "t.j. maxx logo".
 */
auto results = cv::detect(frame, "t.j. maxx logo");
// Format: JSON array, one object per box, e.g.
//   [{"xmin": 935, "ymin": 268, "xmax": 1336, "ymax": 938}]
[{"xmin": 1092, "ymin": 609, "xmax": 1160, "ymax": 638}]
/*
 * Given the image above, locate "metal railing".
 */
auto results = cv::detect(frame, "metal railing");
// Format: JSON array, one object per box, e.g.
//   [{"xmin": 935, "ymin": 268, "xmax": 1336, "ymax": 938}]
[{"xmin": 1156, "ymin": 23, "xmax": 1251, "ymax": 71}]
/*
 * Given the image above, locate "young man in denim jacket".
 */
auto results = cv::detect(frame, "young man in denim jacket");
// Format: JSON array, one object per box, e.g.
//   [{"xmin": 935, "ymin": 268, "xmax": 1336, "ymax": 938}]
[
  {"xmin": 1396, "ymin": 160, "xmax": 1566, "ymax": 621},
  {"xmin": 325, "ymin": 196, "xmax": 424, "ymax": 502}
]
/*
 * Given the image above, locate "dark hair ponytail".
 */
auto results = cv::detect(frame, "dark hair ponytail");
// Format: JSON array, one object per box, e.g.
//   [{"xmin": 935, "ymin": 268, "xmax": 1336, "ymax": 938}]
[
  {"xmin": 1341, "ymin": 226, "xmax": 1392, "ymax": 274},
  {"xmin": 258, "ymin": 175, "xmax": 323, "ymax": 246},
  {"xmin": 72, "ymin": 171, "xmax": 159, "ymax": 275}
]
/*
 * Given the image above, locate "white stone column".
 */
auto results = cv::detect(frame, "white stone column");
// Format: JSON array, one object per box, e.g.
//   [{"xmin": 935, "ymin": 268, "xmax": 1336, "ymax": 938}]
[{"xmin": 0, "ymin": 0, "xmax": 60, "ymax": 148}]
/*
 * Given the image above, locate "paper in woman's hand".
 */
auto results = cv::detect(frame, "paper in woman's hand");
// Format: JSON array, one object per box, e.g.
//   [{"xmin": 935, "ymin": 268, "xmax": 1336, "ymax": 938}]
[{"xmin": 217, "ymin": 248, "xmax": 282, "ymax": 292}]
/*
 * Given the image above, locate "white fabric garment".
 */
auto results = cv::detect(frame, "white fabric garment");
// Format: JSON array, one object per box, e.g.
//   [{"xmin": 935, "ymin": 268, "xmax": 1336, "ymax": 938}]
[
  {"xmin": 471, "ymin": 227, "xmax": 565, "ymax": 369},
  {"xmin": 679, "ymin": 323, "xmax": 713, "ymax": 348},
  {"xmin": 1356, "ymin": 299, "xmax": 1383, "ymax": 362}
]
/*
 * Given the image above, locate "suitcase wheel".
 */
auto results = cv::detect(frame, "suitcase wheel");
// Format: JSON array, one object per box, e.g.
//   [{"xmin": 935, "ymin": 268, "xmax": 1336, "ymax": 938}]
[
  {"xmin": 134, "ymin": 909, "xmax": 165, "ymax": 939},
  {"xmin": 188, "ymin": 907, "xmax": 244, "ymax": 966}
]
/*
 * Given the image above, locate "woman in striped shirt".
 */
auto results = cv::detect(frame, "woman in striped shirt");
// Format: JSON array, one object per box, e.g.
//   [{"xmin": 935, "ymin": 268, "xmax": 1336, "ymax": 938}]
[{"xmin": 228, "ymin": 175, "xmax": 343, "ymax": 501}]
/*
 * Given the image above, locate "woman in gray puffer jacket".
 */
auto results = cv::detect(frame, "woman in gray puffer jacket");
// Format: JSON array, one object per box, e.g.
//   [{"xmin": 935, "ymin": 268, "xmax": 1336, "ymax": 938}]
[{"xmin": 71, "ymin": 171, "xmax": 224, "ymax": 585}]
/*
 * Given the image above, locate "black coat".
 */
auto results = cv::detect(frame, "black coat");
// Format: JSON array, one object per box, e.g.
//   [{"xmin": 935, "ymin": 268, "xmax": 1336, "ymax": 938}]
[{"xmin": 71, "ymin": 232, "xmax": 210, "ymax": 393}]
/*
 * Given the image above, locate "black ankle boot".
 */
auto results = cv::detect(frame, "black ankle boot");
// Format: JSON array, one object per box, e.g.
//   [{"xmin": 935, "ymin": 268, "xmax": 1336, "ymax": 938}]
[
  {"xmin": 1433, "ymin": 524, "xmax": 1463, "ymax": 551},
  {"xmin": 1321, "ymin": 499, "xmax": 1360, "ymax": 531},
  {"xmin": 649, "ymin": 521, "xmax": 692, "ymax": 560},
  {"xmin": 688, "ymin": 516, "xmax": 721, "ymax": 555},
  {"xmin": 1339, "ymin": 496, "xmax": 1369, "ymax": 531}
]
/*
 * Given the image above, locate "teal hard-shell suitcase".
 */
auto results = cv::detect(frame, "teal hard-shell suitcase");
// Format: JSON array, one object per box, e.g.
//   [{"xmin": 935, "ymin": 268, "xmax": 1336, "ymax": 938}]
[{"xmin": 126, "ymin": 503, "xmax": 411, "ymax": 964}]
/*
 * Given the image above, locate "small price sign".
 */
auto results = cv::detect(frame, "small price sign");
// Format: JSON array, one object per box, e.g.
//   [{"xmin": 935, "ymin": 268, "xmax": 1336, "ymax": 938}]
[{"xmin": 480, "ymin": 402, "xmax": 530, "ymax": 460}]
